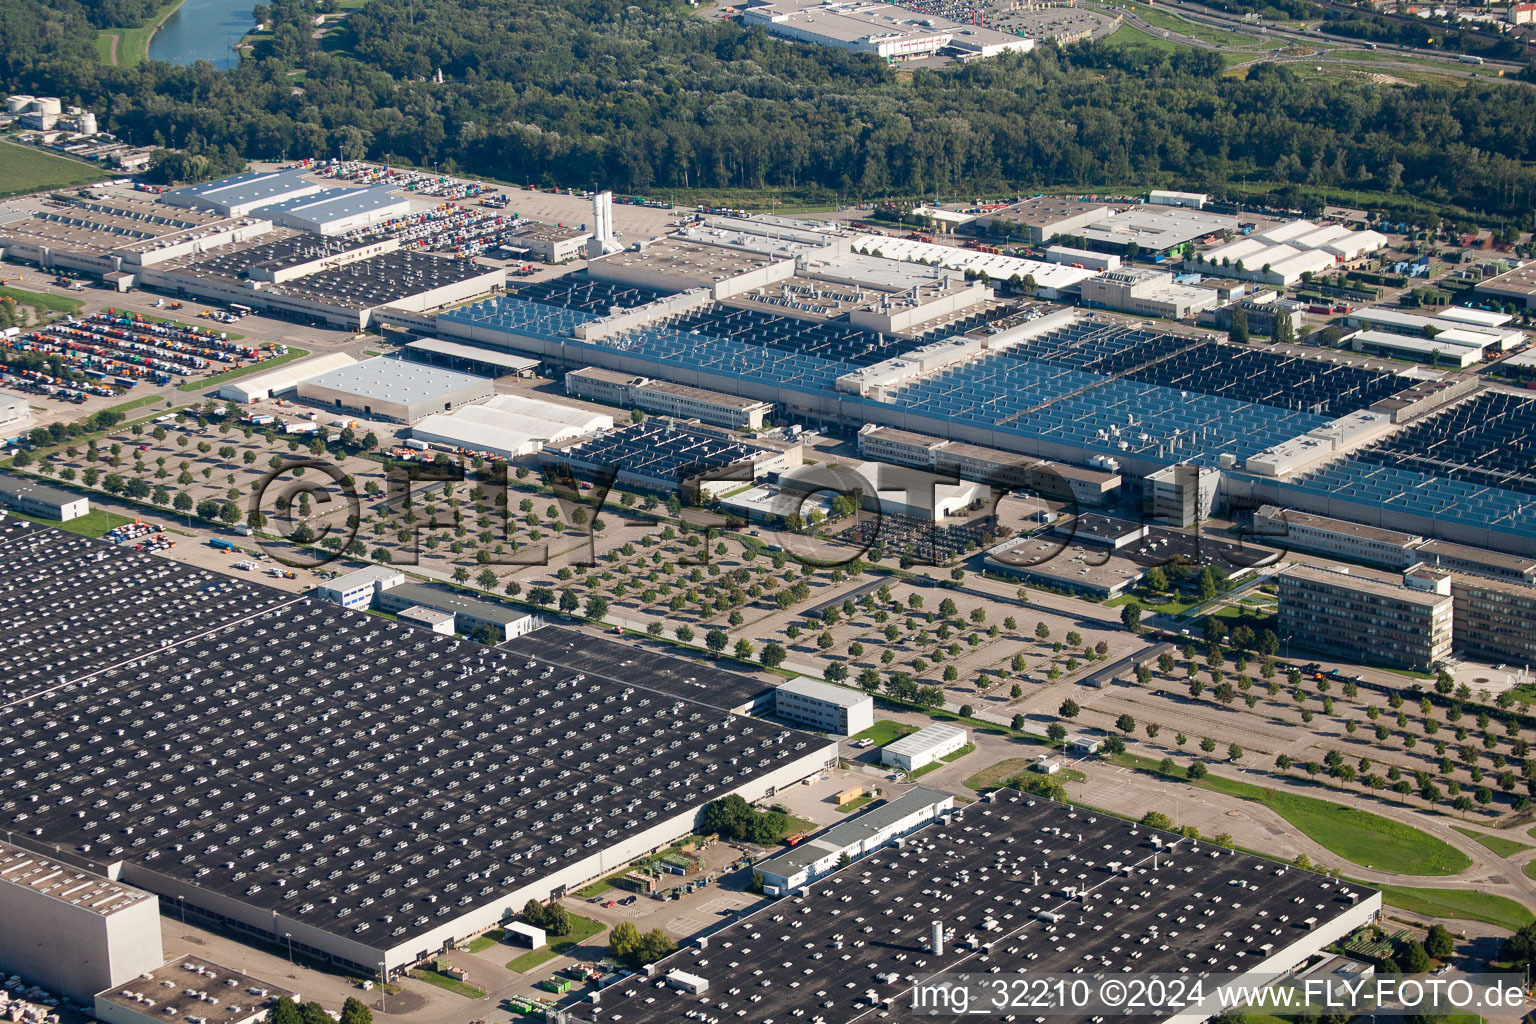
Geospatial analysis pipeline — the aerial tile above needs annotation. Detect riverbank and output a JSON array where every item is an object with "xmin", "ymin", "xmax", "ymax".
[{"xmin": 94, "ymin": 0, "xmax": 187, "ymax": 67}]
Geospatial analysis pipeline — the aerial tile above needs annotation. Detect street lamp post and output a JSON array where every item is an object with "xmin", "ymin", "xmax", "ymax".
[{"xmin": 285, "ymin": 932, "xmax": 293, "ymax": 966}]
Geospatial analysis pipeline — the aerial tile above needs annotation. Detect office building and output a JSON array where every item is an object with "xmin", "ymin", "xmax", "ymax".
[
  {"xmin": 1414, "ymin": 538, "xmax": 1536, "ymax": 586},
  {"xmin": 0, "ymin": 840, "xmax": 163, "ymax": 1002},
  {"xmin": 1407, "ymin": 568, "xmax": 1536, "ymax": 667},
  {"xmin": 1252, "ymin": 506, "xmax": 1423, "ymax": 569},
  {"xmin": 1080, "ymin": 267, "xmax": 1216, "ymax": 319},
  {"xmin": 754, "ymin": 787, "xmax": 954, "ymax": 893},
  {"xmin": 312, "ymin": 564, "xmax": 405, "ymax": 610},
  {"xmin": 1201, "ymin": 297, "xmax": 1303, "ymax": 338},
  {"xmin": 1143, "ymin": 463, "xmax": 1220, "ymax": 527},
  {"xmin": 513, "ymin": 224, "xmax": 593, "ymax": 263},
  {"xmin": 773, "ymin": 678, "xmax": 874, "ymax": 736},
  {"xmin": 881, "ymin": 722, "xmax": 969, "ymax": 772},
  {"xmin": 0, "ymin": 476, "xmax": 89, "ymax": 521},
  {"xmin": 1277, "ymin": 564, "xmax": 1453, "ymax": 670},
  {"xmin": 297, "ymin": 356, "xmax": 493, "ymax": 422}
]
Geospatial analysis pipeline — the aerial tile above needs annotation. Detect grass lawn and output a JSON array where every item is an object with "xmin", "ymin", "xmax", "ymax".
[
  {"xmin": 505, "ymin": 912, "xmax": 606, "ymax": 973},
  {"xmin": 408, "ymin": 968, "xmax": 486, "ymax": 999},
  {"xmin": 179, "ymin": 347, "xmax": 308, "ymax": 392},
  {"xmin": 1122, "ymin": 2, "xmax": 1259, "ymax": 45},
  {"xmin": 1105, "ymin": 592, "xmax": 1201, "ymax": 616},
  {"xmin": 1524, "ymin": 860, "xmax": 1536, "ymax": 881},
  {"xmin": 95, "ymin": 0, "xmax": 186, "ymax": 67},
  {"xmin": 1101, "ymin": 23, "xmax": 1188, "ymax": 52},
  {"xmin": 4, "ymin": 507, "xmax": 132, "ymax": 538},
  {"xmin": 848, "ymin": 719, "xmax": 917, "ymax": 747},
  {"xmin": 961, "ymin": 758, "xmax": 1093, "ymax": 790},
  {"xmin": 0, "ymin": 286, "xmax": 86, "ymax": 315},
  {"xmin": 106, "ymin": 395, "xmax": 167, "ymax": 417},
  {"xmin": 0, "ymin": 143, "xmax": 109, "ymax": 199},
  {"xmin": 941, "ymin": 742, "xmax": 975, "ymax": 763},
  {"xmin": 463, "ymin": 929, "xmax": 504, "ymax": 953},
  {"xmin": 837, "ymin": 794, "xmax": 875, "ymax": 813},
  {"xmin": 1195, "ymin": 774, "xmax": 1471, "ymax": 875},
  {"xmin": 574, "ymin": 869, "xmax": 632, "ymax": 899},
  {"xmin": 1452, "ymin": 826, "xmax": 1532, "ymax": 858},
  {"xmin": 1373, "ymin": 883, "xmax": 1534, "ymax": 931}
]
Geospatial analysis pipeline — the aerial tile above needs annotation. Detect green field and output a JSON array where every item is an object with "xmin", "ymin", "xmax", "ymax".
[
  {"xmin": 505, "ymin": 912, "xmax": 606, "ymax": 973},
  {"xmin": 1374, "ymin": 884, "xmax": 1534, "ymax": 931},
  {"xmin": 1452, "ymin": 826, "xmax": 1533, "ymax": 859},
  {"xmin": 0, "ymin": 143, "xmax": 109, "ymax": 198},
  {"xmin": 408, "ymin": 968, "xmax": 486, "ymax": 999},
  {"xmin": 837, "ymin": 794, "xmax": 875, "ymax": 813},
  {"xmin": 180, "ymin": 347, "xmax": 309, "ymax": 392},
  {"xmin": 849, "ymin": 719, "xmax": 917, "ymax": 747},
  {"xmin": 95, "ymin": 0, "xmax": 187, "ymax": 67},
  {"xmin": 4, "ymin": 507, "xmax": 132, "ymax": 538},
  {"xmin": 1102, "ymin": 23, "xmax": 1186, "ymax": 53},
  {"xmin": 0, "ymin": 286, "xmax": 87, "ymax": 315},
  {"xmin": 1120, "ymin": 3, "xmax": 1258, "ymax": 46},
  {"xmin": 1193, "ymin": 774, "xmax": 1471, "ymax": 876}
]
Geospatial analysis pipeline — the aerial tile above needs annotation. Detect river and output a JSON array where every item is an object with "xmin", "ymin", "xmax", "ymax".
[{"xmin": 147, "ymin": 0, "xmax": 257, "ymax": 69}]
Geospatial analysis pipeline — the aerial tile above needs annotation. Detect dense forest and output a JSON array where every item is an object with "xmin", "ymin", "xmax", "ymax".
[{"xmin": 4, "ymin": 0, "xmax": 1536, "ymax": 222}]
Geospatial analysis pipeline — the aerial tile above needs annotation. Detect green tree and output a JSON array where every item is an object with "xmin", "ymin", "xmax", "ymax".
[
  {"xmin": 610, "ymin": 921, "xmax": 641, "ymax": 959},
  {"xmin": 1228, "ymin": 304, "xmax": 1250, "ymax": 345}
]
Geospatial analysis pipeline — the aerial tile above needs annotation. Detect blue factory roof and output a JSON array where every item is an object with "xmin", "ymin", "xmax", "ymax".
[
  {"xmin": 165, "ymin": 167, "xmax": 319, "ymax": 209},
  {"xmin": 253, "ymin": 184, "xmax": 406, "ymax": 223}
]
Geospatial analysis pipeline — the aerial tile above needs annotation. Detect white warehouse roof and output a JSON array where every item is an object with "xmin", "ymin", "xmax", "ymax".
[
  {"xmin": 848, "ymin": 234, "xmax": 1095, "ymax": 293},
  {"xmin": 1436, "ymin": 306, "xmax": 1514, "ymax": 328},
  {"xmin": 481, "ymin": 393, "xmax": 613, "ymax": 432},
  {"xmin": 411, "ymin": 393, "xmax": 613, "ymax": 460},
  {"xmin": 218, "ymin": 351, "xmax": 357, "ymax": 402},
  {"xmin": 883, "ymin": 722, "xmax": 968, "ymax": 760}
]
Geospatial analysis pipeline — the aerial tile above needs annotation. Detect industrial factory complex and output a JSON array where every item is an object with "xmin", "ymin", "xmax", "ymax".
[
  {"xmin": 3, "ymin": 158, "xmax": 1535, "ymax": 1021},
  {"xmin": 0, "ymin": 506, "xmax": 1383, "ymax": 1017},
  {"xmin": 0, "ymin": 515, "xmax": 838, "ymax": 975},
  {"xmin": 577, "ymin": 794, "xmax": 1381, "ymax": 1024}
]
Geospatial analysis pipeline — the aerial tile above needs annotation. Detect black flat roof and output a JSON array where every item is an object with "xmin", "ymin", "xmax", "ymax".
[
  {"xmin": 0, "ymin": 516, "xmax": 293, "ymax": 705},
  {"xmin": 505, "ymin": 625, "xmax": 774, "ymax": 712},
  {"xmin": 582, "ymin": 792, "xmax": 1374, "ymax": 1024},
  {"xmin": 0, "ymin": 521, "xmax": 825, "ymax": 962}
]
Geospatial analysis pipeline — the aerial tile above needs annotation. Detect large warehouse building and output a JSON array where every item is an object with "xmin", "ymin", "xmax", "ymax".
[
  {"xmin": 253, "ymin": 184, "xmax": 409, "ymax": 234},
  {"xmin": 410, "ymin": 392, "xmax": 614, "ymax": 459},
  {"xmin": 296, "ymin": 355, "xmax": 493, "ymax": 421},
  {"xmin": 738, "ymin": 0, "xmax": 1035, "ymax": 61},
  {"xmin": 578, "ymin": 792, "xmax": 1381, "ymax": 1024},
  {"xmin": 0, "ymin": 840, "xmax": 164, "ymax": 1002},
  {"xmin": 0, "ymin": 516, "xmax": 835, "ymax": 975},
  {"xmin": 161, "ymin": 167, "xmax": 323, "ymax": 217}
]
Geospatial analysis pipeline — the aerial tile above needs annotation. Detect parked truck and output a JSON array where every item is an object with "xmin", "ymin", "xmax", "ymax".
[{"xmin": 208, "ymin": 538, "xmax": 237, "ymax": 551}]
